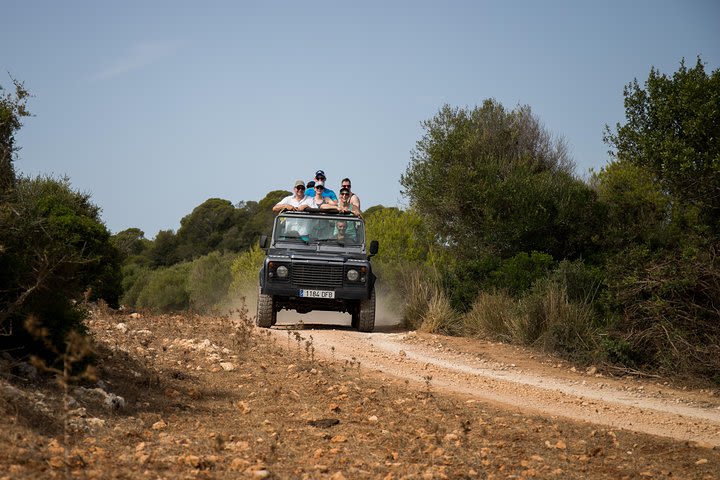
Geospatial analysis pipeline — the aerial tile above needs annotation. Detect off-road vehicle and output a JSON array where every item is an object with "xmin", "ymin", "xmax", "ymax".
[{"xmin": 256, "ymin": 210, "xmax": 379, "ymax": 331}]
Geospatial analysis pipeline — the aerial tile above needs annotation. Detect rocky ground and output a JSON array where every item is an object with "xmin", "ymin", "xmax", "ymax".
[{"xmin": 1, "ymin": 307, "xmax": 719, "ymax": 479}]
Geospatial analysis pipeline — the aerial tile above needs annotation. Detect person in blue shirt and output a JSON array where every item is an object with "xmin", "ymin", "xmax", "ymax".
[{"xmin": 305, "ymin": 169, "xmax": 337, "ymax": 202}]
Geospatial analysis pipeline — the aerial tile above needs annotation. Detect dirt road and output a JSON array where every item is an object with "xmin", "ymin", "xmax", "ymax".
[
  {"xmin": 3, "ymin": 309, "xmax": 719, "ymax": 479},
  {"xmin": 273, "ymin": 310, "xmax": 720, "ymax": 448}
]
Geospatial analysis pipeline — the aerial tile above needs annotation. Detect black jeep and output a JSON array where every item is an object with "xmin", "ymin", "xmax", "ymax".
[{"xmin": 256, "ymin": 210, "xmax": 379, "ymax": 331}]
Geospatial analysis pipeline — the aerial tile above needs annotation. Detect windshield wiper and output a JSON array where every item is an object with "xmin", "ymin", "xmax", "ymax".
[
  {"xmin": 278, "ymin": 235, "xmax": 309, "ymax": 245},
  {"xmin": 316, "ymin": 238, "xmax": 343, "ymax": 246}
]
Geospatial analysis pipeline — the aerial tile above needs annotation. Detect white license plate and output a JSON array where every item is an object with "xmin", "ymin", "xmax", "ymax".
[{"xmin": 299, "ymin": 289, "xmax": 335, "ymax": 299}]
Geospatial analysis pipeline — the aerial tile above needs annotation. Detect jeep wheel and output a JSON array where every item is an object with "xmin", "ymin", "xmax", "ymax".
[
  {"xmin": 256, "ymin": 287, "xmax": 277, "ymax": 328},
  {"xmin": 357, "ymin": 288, "xmax": 375, "ymax": 332}
]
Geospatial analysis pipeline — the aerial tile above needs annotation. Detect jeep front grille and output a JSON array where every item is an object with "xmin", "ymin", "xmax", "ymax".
[{"xmin": 291, "ymin": 264, "xmax": 344, "ymax": 288}]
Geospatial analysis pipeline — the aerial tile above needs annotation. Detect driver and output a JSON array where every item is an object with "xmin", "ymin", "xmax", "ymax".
[
  {"xmin": 336, "ymin": 221, "xmax": 347, "ymax": 242},
  {"xmin": 336, "ymin": 220, "xmax": 356, "ymax": 243}
]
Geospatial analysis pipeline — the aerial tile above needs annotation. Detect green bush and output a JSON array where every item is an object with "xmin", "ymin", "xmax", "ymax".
[
  {"xmin": 439, "ymin": 255, "xmax": 500, "ymax": 312},
  {"xmin": 0, "ymin": 175, "xmax": 121, "ymax": 353},
  {"xmin": 135, "ymin": 263, "xmax": 191, "ymax": 312},
  {"xmin": 601, "ymin": 240, "xmax": 720, "ymax": 377},
  {"xmin": 545, "ymin": 259, "xmax": 604, "ymax": 305},
  {"xmin": 120, "ymin": 264, "xmax": 151, "ymax": 308},
  {"xmin": 188, "ymin": 251, "xmax": 234, "ymax": 313},
  {"xmin": 488, "ymin": 251, "xmax": 555, "ymax": 296},
  {"xmin": 229, "ymin": 245, "xmax": 266, "ymax": 307}
]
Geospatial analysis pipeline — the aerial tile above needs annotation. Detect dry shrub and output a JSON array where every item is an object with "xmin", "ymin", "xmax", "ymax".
[
  {"xmin": 518, "ymin": 280, "xmax": 598, "ymax": 360},
  {"xmin": 461, "ymin": 290, "xmax": 516, "ymax": 341},
  {"xmin": 400, "ymin": 269, "xmax": 437, "ymax": 330},
  {"xmin": 606, "ymin": 243, "xmax": 720, "ymax": 379},
  {"xmin": 419, "ymin": 290, "xmax": 458, "ymax": 335}
]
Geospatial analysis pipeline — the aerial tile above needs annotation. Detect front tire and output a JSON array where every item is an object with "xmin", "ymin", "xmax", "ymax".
[
  {"xmin": 357, "ymin": 288, "xmax": 375, "ymax": 332},
  {"xmin": 256, "ymin": 287, "xmax": 277, "ymax": 328}
]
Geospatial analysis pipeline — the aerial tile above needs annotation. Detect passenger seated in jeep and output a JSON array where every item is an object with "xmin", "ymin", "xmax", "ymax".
[{"xmin": 335, "ymin": 220, "xmax": 357, "ymax": 243}]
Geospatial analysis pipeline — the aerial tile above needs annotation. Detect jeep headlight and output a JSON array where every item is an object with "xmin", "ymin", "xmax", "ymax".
[
  {"xmin": 346, "ymin": 269, "xmax": 359, "ymax": 281},
  {"xmin": 276, "ymin": 265, "xmax": 289, "ymax": 278}
]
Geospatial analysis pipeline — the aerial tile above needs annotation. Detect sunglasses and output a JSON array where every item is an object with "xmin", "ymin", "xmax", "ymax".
[
  {"xmin": 337, "ymin": 226, "xmax": 346, "ymax": 230},
  {"xmin": 340, "ymin": 193, "xmax": 349, "ymax": 196},
  {"xmin": 295, "ymin": 186, "xmax": 305, "ymax": 190},
  {"xmin": 342, "ymin": 184, "xmax": 351, "ymax": 188}
]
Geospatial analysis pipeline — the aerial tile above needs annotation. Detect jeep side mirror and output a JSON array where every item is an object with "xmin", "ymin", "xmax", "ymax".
[
  {"xmin": 369, "ymin": 240, "xmax": 379, "ymax": 257},
  {"xmin": 259, "ymin": 235, "xmax": 268, "ymax": 249}
]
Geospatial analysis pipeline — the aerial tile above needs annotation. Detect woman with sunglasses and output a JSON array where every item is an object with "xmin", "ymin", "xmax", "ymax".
[
  {"xmin": 337, "ymin": 186, "xmax": 361, "ymax": 216},
  {"xmin": 313, "ymin": 181, "xmax": 338, "ymax": 209}
]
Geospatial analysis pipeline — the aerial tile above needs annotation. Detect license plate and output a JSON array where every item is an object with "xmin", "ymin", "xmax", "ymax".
[{"xmin": 299, "ymin": 289, "xmax": 335, "ymax": 299}]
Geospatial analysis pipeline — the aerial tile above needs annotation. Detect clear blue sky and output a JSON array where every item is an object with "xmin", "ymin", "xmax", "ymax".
[{"xmin": 2, "ymin": 1, "xmax": 718, "ymax": 238}]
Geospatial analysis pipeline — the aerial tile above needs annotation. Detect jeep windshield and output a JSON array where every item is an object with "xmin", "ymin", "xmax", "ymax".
[{"xmin": 273, "ymin": 215, "xmax": 365, "ymax": 246}]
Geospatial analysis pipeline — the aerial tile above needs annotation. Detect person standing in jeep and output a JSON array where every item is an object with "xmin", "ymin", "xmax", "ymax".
[
  {"xmin": 340, "ymin": 178, "xmax": 361, "ymax": 212},
  {"xmin": 272, "ymin": 180, "xmax": 314, "ymax": 212},
  {"xmin": 305, "ymin": 170, "xmax": 337, "ymax": 202}
]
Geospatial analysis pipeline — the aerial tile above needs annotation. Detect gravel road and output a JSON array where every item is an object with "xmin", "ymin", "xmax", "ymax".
[{"xmin": 270, "ymin": 310, "xmax": 720, "ymax": 448}]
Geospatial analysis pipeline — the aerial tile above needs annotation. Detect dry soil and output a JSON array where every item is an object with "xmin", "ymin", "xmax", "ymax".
[{"xmin": 0, "ymin": 306, "xmax": 718, "ymax": 479}]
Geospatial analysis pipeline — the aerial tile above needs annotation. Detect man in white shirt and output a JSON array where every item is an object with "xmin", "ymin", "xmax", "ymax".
[{"xmin": 272, "ymin": 180, "xmax": 314, "ymax": 212}]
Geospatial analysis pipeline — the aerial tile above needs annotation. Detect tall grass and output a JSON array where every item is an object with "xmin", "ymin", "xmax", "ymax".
[
  {"xmin": 460, "ymin": 290, "xmax": 516, "ymax": 342},
  {"xmin": 458, "ymin": 279, "xmax": 600, "ymax": 363},
  {"xmin": 399, "ymin": 268, "xmax": 437, "ymax": 330},
  {"xmin": 419, "ymin": 290, "xmax": 459, "ymax": 335},
  {"xmin": 396, "ymin": 267, "xmax": 460, "ymax": 334},
  {"xmin": 519, "ymin": 279, "xmax": 599, "ymax": 359}
]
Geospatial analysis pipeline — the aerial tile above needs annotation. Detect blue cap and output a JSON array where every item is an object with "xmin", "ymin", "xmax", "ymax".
[{"xmin": 315, "ymin": 170, "xmax": 326, "ymax": 179}]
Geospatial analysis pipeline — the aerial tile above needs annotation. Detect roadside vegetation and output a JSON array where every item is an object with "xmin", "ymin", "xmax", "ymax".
[
  {"xmin": 396, "ymin": 58, "xmax": 720, "ymax": 382},
  {"xmin": 1, "ymin": 80, "xmax": 121, "ymax": 360},
  {"xmin": 2, "ymin": 57, "xmax": 718, "ymax": 384}
]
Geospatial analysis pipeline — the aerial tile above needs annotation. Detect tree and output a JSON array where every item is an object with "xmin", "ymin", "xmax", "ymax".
[
  {"xmin": 0, "ymin": 78, "xmax": 31, "ymax": 198},
  {"xmin": 401, "ymin": 100, "xmax": 599, "ymax": 260},
  {"xmin": 175, "ymin": 198, "xmax": 238, "ymax": 260},
  {"xmin": 591, "ymin": 160, "xmax": 689, "ymax": 252},
  {"xmin": 111, "ymin": 227, "xmax": 150, "ymax": 258},
  {"xmin": 149, "ymin": 229, "xmax": 179, "ymax": 267},
  {"xmin": 604, "ymin": 57, "xmax": 720, "ymax": 231},
  {"xmin": 238, "ymin": 190, "xmax": 290, "ymax": 246}
]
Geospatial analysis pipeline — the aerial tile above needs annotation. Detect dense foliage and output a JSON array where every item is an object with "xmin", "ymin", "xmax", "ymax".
[
  {"xmin": 592, "ymin": 58, "xmax": 720, "ymax": 379},
  {"xmin": 604, "ymin": 57, "xmax": 720, "ymax": 231},
  {"xmin": 401, "ymin": 101, "xmax": 600, "ymax": 260},
  {"xmin": 117, "ymin": 191, "xmax": 289, "ymax": 313},
  {"xmin": 395, "ymin": 59, "xmax": 720, "ymax": 381},
  {"xmin": 0, "ymin": 175, "xmax": 121, "ymax": 350}
]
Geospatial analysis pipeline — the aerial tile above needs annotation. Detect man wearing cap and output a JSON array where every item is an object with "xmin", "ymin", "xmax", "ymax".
[
  {"xmin": 305, "ymin": 169, "xmax": 337, "ymax": 203},
  {"xmin": 272, "ymin": 180, "xmax": 314, "ymax": 212}
]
